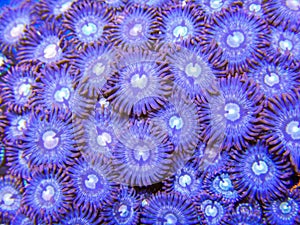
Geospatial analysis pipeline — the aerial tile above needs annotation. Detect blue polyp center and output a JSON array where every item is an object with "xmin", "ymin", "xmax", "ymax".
[
  {"xmin": 219, "ymin": 177, "xmax": 232, "ymax": 191},
  {"xmin": 173, "ymin": 25, "xmax": 188, "ymax": 38},
  {"xmin": 169, "ymin": 116, "xmax": 183, "ymax": 130},
  {"xmin": 10, "ymin": 23, "xmax": 25, "ymax": 38},
  {"xmin": 280, "ymin": 201, "xmax": 292, "ymax": 214},
  {"xmin": 129, "ymin": 23, "xmax": 143, "ymax": 37},
  {"xmin": 185, "ymin": 62, "xmax": 201, "ymax": 78},
  {"xmin": 118, "ymin": 204, "xmax": 130, "ymax": 218},
  {"xmin": 286, "ymin": 121, "xmax": 300, "ymax": 140},
  {"xmin": 82, "ymin": 22, "xmax": 97, "ymax": 36},
  {"xmin": 2, "ymin": 192, "xmax": 15, "ymax": 206},
  {"xmin": 84, "ymin": 174, "xmax": 99, "ymax": 189},
  {"xmin": 42, "ymin": 130, "xmax": 60, "ymax": 149},
  {"xmin": 92, "ymin": 62, "xmax": 105, "ymax": 76},
  {"xmin": 210, "ymin": 0, "xmax": 223, "ymax": 9},
  {"xmin": 286, "ymin": 0, "xmax": 300, "ymax": 11},
  {"xmin": 249, "ymin": 3, "xmax": 261, "ymax": 12},
  {"xmin": 54, "ymin": 87, "xmax": 70, "ymax": 102},
  {"xmin": 42, "ymin": 185, "xmax": 55, "ymax": 201},
  {"xmin": 252, "ymin": 160, "xmax": 268, "ymax": 175},
  {"xmin": 97, "ymin": 132, "xmax": 112, "ymax": 146},
  {"xmin": 18, "ymin": 82, "xmax": 31, "ymax": 97},
  {"xmin": 43, "ymin": 43, "xmax": 59, "ymax": 59},
  {"xmin": 134, "ymin": 145, "xmax": 150, "ymax": 162},
  {"xmin": 224, "ymin": 103, "xmax": 240, "ymax": 122},
  {"xmin": 205, "ymin": 204, "xmax": 218, "ymax": 217},
  {"xmin": 279, "ymin": 39, "xmax": 293, "ymax": 51},
  {"xmin": 131, "ymin": 73, "xmax": 148, "ymax": 89},
  {"xmin": 179, "ymin": 174, "xmax": 192, "ymax": 187},
  {"xmin": 264, "ymin": 72, "xmax": 280, "ymax": 87},
  {"xmin": 164, "ymin": 213, "xmax": 178, "ymax": 225},
  {"xmin": 226, "ymin": 31, "xmax": 245, "ymax": 48}
]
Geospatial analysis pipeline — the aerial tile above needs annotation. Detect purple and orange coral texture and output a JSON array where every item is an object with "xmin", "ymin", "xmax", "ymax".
[{"xmin": 0, "ymin": 0, "xmax": 300, "ymax": 224}]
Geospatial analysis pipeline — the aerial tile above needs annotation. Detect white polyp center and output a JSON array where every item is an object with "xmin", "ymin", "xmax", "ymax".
[
  {"xmin": 227, "ymin": 31, "xmax": 245, "ymax": 48},
  {"xmin": 169, "ymin": 116, "xmax": 184, "ymax": 130},
  {"xmin": 59, "ymin": 1, "xmax": 73, "ymax": 13},
  {"xmin": 0, "ymin": 55, "xmax": 4, "ymax": 66},
  {"xmin": 42, "ymin": 130, "xmax": 59, "ymax": 149},
  {"xmin": 173, "ymin": 25, "xmax": 188, "ymax": 38},
  {"xmin": 286, "ymin": 121, "xmax": 300, "ymax": 140},
  {"xmin": 142, "ymin": 199, "xmax": 149, "ymax": 207},
  {"xmin": 219, "ymin": 178, "xmax": 231, "ymax": 191},
  {"xmin": 280, "ymin": 202, "xmax": 292, "ymax": 214},
  {"xmin": 17, "ymin": 119, "xmax": 26, "ymax": 131},
  {"xmin": 18, "ymin": 83, "xmax": 31, "ymax": 96},
  {"xmin": 205, "ymin": 204, "xmax": 218, "ymax": 217},
  {"xmin": 131, "ymin": 74, "xmax": 148, "ymax": 89},
  {"xmin": 164, "ymin": 213, "xmax": 177, "ymax": 225},
  {"xmin": 279, "ymin": 39, "xmax": 293, "ymax": 51},
  {"xmin": 99, "ymin": 98, "xmax": 109, "ymax": 108},
  {"xmin": 249, "ymin": 3, "xmax": 261, "ymax": 12},
  {"xmin": 224, "ymin": 103, "xmax": 240, "ymax": 122},
  {"xmin": 42, "ymin": 186, "xmax": 55, "ymax": 201},
  {"xmin": 129, "ymin": 23, "xmax": 143, "ymax": 36},
  {"xmin": 118, "ymin": 204, "xmax": 129, "ymax": 217},
  {"xmin": 286, "ymin": 0, "xmax": 300, "ymax": 10},
  {"xmin": 3, "ymin": 193, "xmax": 14, "ymax": 206},
  {"xmin": 43, "ymin": 44, "xmax": 58, "ymax": 59},
  {"xmin": 97, "ymin": 132, "xmax": 112, "ymax": 146},
  {"xmin": 85, "ymin": 174, "xmax": 99, "ymax": 189},
  {"xmin": 264, "ymin": 72, "xmax": 280, "ymax": 87},
  {"xmin": 185, "ymin": 62, "xmax": 202, "ymax": 78},
  {"xmin": 179, "ymin": 174, "xmax": 192, "ymax": 187},
  {"xmin": 54, "ymin": 87, "xmax": 70, "ymax": 102},
  {"xmin": 210, "ymin": 0, "xmax": 223, "ymax": 9},
  {"xmin": 252, "ymin": 160, "xmax": 268, "ymax": 175},
  {"xmin": 92, "ymin": 62, "xmax": 105, "ymax": 76},
  {"xmin": 134, "ymin": 145, "xmax": 150, "ymax": 162},
  {"xmin": 82, "ymin": 22, "xmax": 97, "ymax": 36},
  {"xmin": 10, "ymin": 23, "xmax": 25, "ymax": 38}
]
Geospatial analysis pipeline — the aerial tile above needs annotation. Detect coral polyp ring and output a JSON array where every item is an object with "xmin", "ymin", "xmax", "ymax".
[
  {"xmin": 110, "ymin": 6, "xmax": 157, "ymax": 49},
  {"xmin": 21, "ymin": 110, "xmax": 81, "ymax": 168},
  {"xmin": 0, "ymin": 176, "xmax": 23, "ymax": 223},
  {"xmin": 113, "ymin": 121, "xmax": 175, "ymax": 187},
  {"xmin": 149, "ymin": 91, "xmax": 202, "ymax": 159},
  {"xmin": 63, "ymin": 1, "xmax": 113, "ymax": 48},
  {"xmin": 260, "ymin": 89, "xmax": 300, "ymax": 171},
  {"xmin": 205, "ymin": 9, "xmax": 270, "ymax": 73},
  {"xmin": 263, "ymin": 189, "xmax": 300, "ymax": 225},
  {"xmin": 263, "ymin": 0, "xmax": 300, "ymax": 27},
  {"xmin": 141, "ymin": 192, "xmax": 199, "ymax": 224},
  {"xmin": 246, "ymin": 56, "xmax": 300, "ymax": 100},
  {"xmin": 0, "ymin": 4, "xmax": 32, "ymax": 54},
  {"xmin": 68, "ymin": 157, "xmax": 117, "ymax": 212},
  {"xmin": 104, "ymin": 49, "xmax": 173, "ymax": 116},
  {"xmin": 166, "ymin": 41, "xmax": 225, "ymax": 99},
  {"xmin": 22, "ymin": 168, "xmax": 74, "ymax": 224},
  {"xmin": 157, "ymin": 4, "xmax": 205, "ymax": 43},
  {"xmin": 70, "ymin": 44, "xmax": 117, "ymax": 98},
  {"xmin": 33, "ymin": 0, "xmax": 77, "ymax": 23},
  {"xmin": 229, "ymin": 142, "xmax": 292, "ymax": 200},
  {"xmin": 0, "ymin": 66, "xmax": 39, "ymax": 113},
  {"xmin": 17, "ymin": 22, "xmax": 67, "ymax": 67}
]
